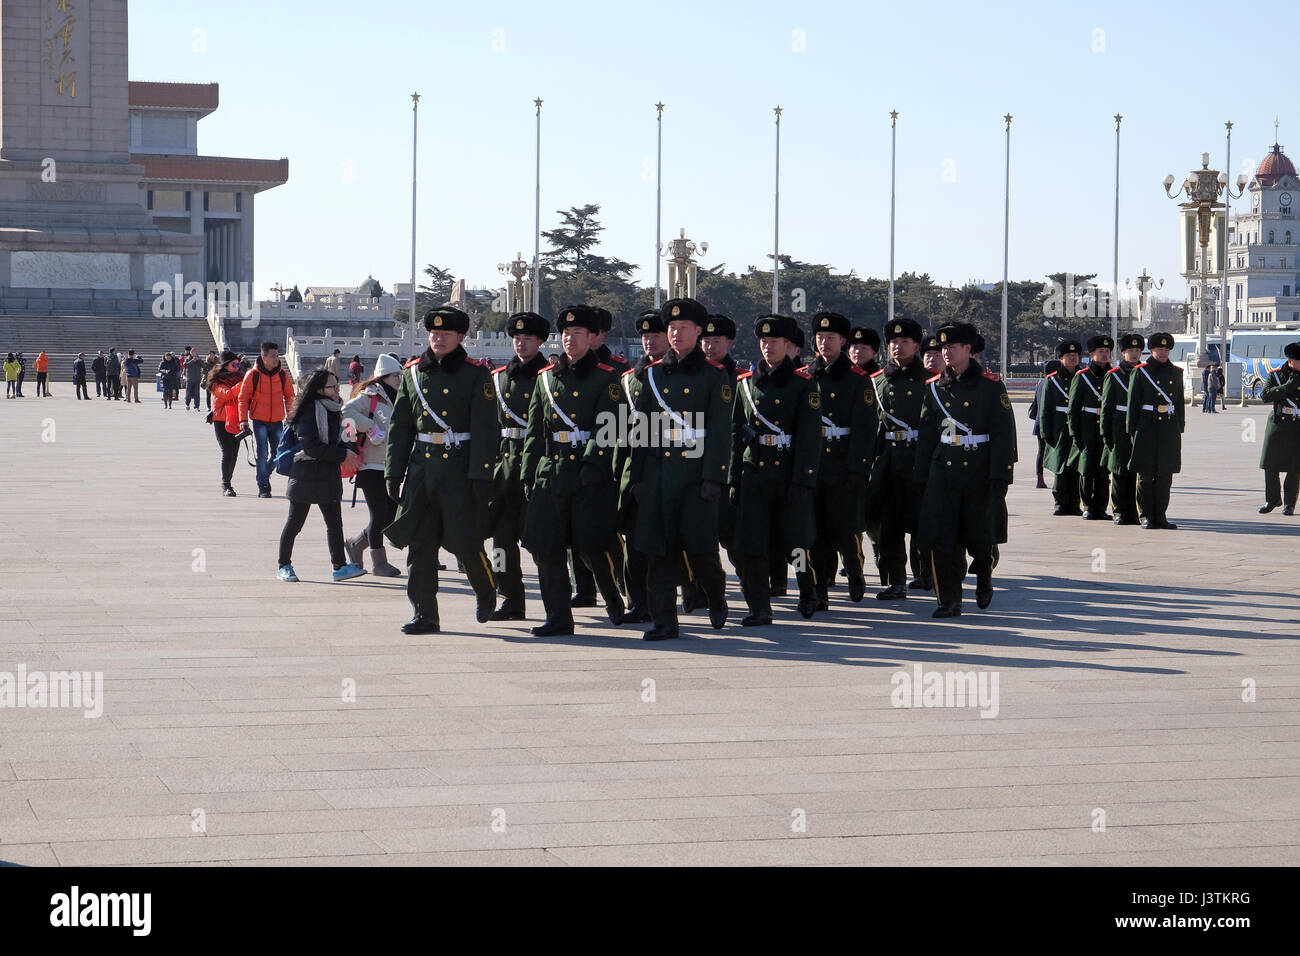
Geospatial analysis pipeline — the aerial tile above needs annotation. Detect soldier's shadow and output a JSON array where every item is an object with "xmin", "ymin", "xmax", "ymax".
[{"xmin": 469, "ymin": 572, "xmax": 1285, "ymax": 676}]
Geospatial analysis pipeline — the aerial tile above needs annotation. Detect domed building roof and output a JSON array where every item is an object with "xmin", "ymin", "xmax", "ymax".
[
  {"xmin": 355, "ymin": 275, "xmax": 383, "ymax": 297},
  {"xmin": 1256, "ymin": 144, "xmax": 1296, "ymax": 187}
]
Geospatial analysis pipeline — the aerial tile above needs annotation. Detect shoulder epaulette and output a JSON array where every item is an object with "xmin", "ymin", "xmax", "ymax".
[
  {"xmin": 850, "ymin": 365, "xmax": 866, "ymax": 376},
  {"xmin": 492, "ymin": 365, "xmax": 508, "ymax": 375},
  {"xmin": 596, "ymin": 363, "xmax": 614, "ymax": 372},
  {"xmin": 737, "ymin": 369, "xmax": 754, "ymax": 380},
  {"xmin": 540, "ymin": 362, "xmax": 555, "ymax": 372},
  {"xmin": 869, "ymin": 368, "xmax": 885, "ymax": 378},
  {"xmin": 705, "ymin": 358, "xmax": 723, "ymax": 369},
  {"xmin": 797, "ymin": 364, "xmax": 813, "ymax": 375},
  {"xmin": 1135, "ymin": 363, "xmax": 1147, "ymax": 369},
  {"xmin": 926, "ymin": 373, "xmax": 942, "ymax": 384},
  {"xmin": 982, "ymin": 370, "xmax": 1001, "ymax": 381},
  {"xmin": 647, "ymin": 359, "xmax": 664, "ymax": 368},
  {"xmin": 1105, "ymin": 366, "xmax": 1120, "ymax": 375},
  {"xmin": 620, "ymin": 365, "xmax": 636, "ymax": 377},
  {"xmin": 403, "ymin": 358, "xmax": 419, "ymax": 368},
  {"xmin": 794, "ymin": 367, "xmax": 813, "ymax": 380},
  {"xmin": 609, "ymin": 354, "xmax": 628, "ymax": 364},
  {"xmin": 464, "ymin": 356, "xmax": 484, "ymax": 367},
  {"xmin": 1170, "ymin": 363, "xmax": 1182, "ymax": 372},
  {"xmin": 1046, "ymin": 370, "xmax": 1058, "ymax": 378}
]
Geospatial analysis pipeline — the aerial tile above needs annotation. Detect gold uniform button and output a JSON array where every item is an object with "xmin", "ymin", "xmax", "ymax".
[
  {"xmin": 569, "ymin": 454, "xmax": 576, "ymax": 460},
  {"xmin": 683, "ymin": 387, "xmax": 690, "ymax": 394},
  {"xmin": 775, "ymin": 399, "xmax": 781, "ymax": 405},
  {"xmin": 441, "ymin": 410, "xmax": 448, "ymax": 416},
  {"xmin": 946, "ymin": 461, "xmax": 952, "ymax": 466},
  {"xmin": 443, "ymin": 388, "xmax": 449, "ymax": 394},
  {"xmin": 963, "ymin": 401, "xmax": 969, "ymax": 407},
  {"xmin": 664, "ymin": 451, "xmax": 670, "ymax": 458},
  {"xmin": 442, "ymin": 453, "xmax": 448, "ymax": 459},
  {"xmin": 830, "ymin": 392, "xmax": 836, "ymax": 398},
  {"xmin": 424, "ymin": 451, "xmax": 431, "ymax": 458},
  {"xmin": 572, "ymin": 391, "xmax": 578, "ymax": 397}
]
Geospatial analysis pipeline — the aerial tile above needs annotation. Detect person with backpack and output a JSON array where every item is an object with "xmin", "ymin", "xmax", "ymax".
[
  {"xmin": 341, "ymin": 354, "xmax": 404, "ymax": 577},
  {"xmin": 277, "ymin": 367, "xmax": 365, "ymax": 583},
  {"xmin": 122, "ymin": 350, "xmax": 143, "ymax": 403},
  {"xmin": 238, "ymin": 341, "xmax": 296, "ymax": 498},
  {"xmin": 208, "ymin": 351, "xmax": 246, "ymax": 496}
]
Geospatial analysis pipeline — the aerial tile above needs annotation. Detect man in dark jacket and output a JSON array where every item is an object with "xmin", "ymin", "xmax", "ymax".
[
  {"xmin": 105, "ymin": 349, "xmax": 122, "ymax": 400},
  {"xmin": 1126, "ymin": 332, "xmax": 1186, "ymax": 529},
  {"xmin": 72, "ymin": 353, "xmax": 89, "ymax": 400},
  {"xmin": 91, "ymin": 351, "xmax": 107, "ymax": 397},
  {"xmin": 183, "ymin": 347, "xmax": 205, "ymax": 410}
]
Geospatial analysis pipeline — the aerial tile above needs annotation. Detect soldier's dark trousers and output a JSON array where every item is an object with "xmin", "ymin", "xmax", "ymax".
[
  {"xmin": 910, "ymin": 540, "xmax": 933, "ymax": 587},
  {"xmin": 1136, "ymin": 473, "xmax": 1174, "ymax": 522},
  {"xmin": 1080, "ymin": 464, "xmax": 1110, "ymax": 515},
  {"xmin": 625, "ymin": 541, "xmax": 648, "ymax": 610},
  {"xmin": 1110, "ymin": 472, "xmax": 1139, "ymax": 519},
  {"xmin": 570, "ymin": 548, "xmax": 596, "ymax": 599},
  {"xmin": 1052, "ymin": 469, "xmax": 1081, "ymax": 513},
  {"xmin": 739, "ymin": 554, "xmax": 775, "ymax": 618},
  {"xmin": 649, "ymin": 550, "xmax": 724, "ymax": 634},
  {"xmin": 491, "ymin": 484, "xmax": 527, "ymax": 610},
  {"xmin": 932, "ymin": 548, "xmax": 992, "ymax": 609},
  {"xmin": 812, "ymin": 485, "xmax": 865, "ymax": 600},
  {"xmin": 879, "ymin": 481, "xmax": 922, "ymax": 588},
  {"xmin": 1264, "ymin": 470, "xmax": 1300, "ymax": 508},
  {"xmin": 538, "ymin": 548, "xmax": 623, "ymax": 625},
  {"xmin": 406, "ymin": 504, "xmax": 495, "ymax": 623}
]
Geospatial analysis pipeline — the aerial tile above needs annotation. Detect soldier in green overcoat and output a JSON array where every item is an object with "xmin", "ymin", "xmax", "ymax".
[
  {"xmin": 628, "ymin": 297, "xmax": 733, "ymax": 639},
  {"xmin": 1038, "ymin": 340, "xmax": 1083, "ymax": 516},
  {"xmin": 486, "ymin": 311, "xmax": 550, "ymax": 620},
  {"xmin": 914, "ymin": 322, "xmax": 1017, "ymax": 618},
  {"xmin": 519, "ymin": 306, "xmax": 628, "ymax": 636},
  {"xmin": 1100, "ymin": 332, "xmax": 1144, "ymax": 524},
  {"xmin": 1067, "ymin": 334, "xmax": 1114, "ymax": 520},
  {"xmin": 384, "ymin": 306, "xmax": 501, "ymax": 635},
  {"xmin": 1125, "ymin": 331, "xmax": 1186, "ymax": 529},
  {"xmin": 731, "ymin": 314, "xmax": 822, "ymax": 624},
  {"xmin": 1258, "ymin": 342, "xmax": 1300, "ymax": 514},
  {"xmin": 803, "ymin": 310, "xmax": 876, "ymax": 607}
]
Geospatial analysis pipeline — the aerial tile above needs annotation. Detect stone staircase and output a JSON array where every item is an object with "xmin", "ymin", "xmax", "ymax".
[{"xmin": 0, "ymin": 314, "xmax": 217, "ymax": 383}]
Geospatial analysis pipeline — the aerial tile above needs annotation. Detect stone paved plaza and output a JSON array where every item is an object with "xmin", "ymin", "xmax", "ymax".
[{"xmin": 1, "ymin": 388, "xmax": 1298, "ymax": 866}]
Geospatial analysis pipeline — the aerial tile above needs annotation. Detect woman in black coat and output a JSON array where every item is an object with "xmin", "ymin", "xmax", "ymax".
[{"xmin": 277, "ymin": 366, "xmax": 365, "ymax": 582}]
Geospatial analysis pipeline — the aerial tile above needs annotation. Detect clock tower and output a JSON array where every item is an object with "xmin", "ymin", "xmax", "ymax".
[{"xmin": 1221, "ymin": 141, "xmax": 1300, "ymax": 330}]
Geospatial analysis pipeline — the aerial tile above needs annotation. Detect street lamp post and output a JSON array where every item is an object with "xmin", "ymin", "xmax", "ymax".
[
  {"xmin": 663, "ymin": 228, "xmax": 708, "ymax": 300},
  {"xmin": 1125, "ymin": 269, "xmax": 1163, "ymax": 327},
  {"xmin": 497, "ymin": 252, "xmax": 530, "ymax": 314},
  {"xmin": 1163, "ymin": 154, "xmax": 1247, "ymax": 379}
]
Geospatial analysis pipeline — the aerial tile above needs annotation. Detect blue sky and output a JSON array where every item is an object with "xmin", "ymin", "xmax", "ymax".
[{"xmin": 130, "ymin": 0, "xmax": 1296, "ymax": 305}]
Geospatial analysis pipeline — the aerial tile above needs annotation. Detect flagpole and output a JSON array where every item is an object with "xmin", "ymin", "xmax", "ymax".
[
  {"xmin": 655, "ymin": 102, "xmax": 664, "ymax": 308},
  {"xmin": 1222, "ymin": 121, "xmax": 1233, "ymax": 369},
  {"xmin": 1001, "ymin": 113, "xmax": 1011, "ymax": 377},
  {"xmin": 889, "ymin": 110, "xmax": 898, "ymax": 324},
  {"xmin": 1112, "ymin": 114, "xmax": 1121, "ymax": 346},
  {"xmin": 773, "ymin": 106, "xmax": 782, "ymax": 313},
  {"xmin": 408, "ymin": 92, "xmax": 419, "ymax": 354},
  {"xmin": 532, "ymin": 98, "xmax": 543, "ymax": 313}
]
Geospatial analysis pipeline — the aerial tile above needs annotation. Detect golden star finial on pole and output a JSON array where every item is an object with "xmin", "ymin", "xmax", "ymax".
[
  {"xmin": 890, "ymin": 109, "xmax": 899, "ymax": 126},
  {"xmin": 534, "ymin": 97, "xmax": 543, "ymax": 114},
  {"xmin": 1114, "ymin": 113, "xmax": 1122, "ymax": 129},
  {"xmin": 411, "ymin": 91, "xmax": 419, "ymax": 107},
  {"xmin": 656, "ymin": 101, "xmax": 664, "ymax": 117},
  {"xmin": 1004, "ymin": 113, "xmax": 1013, "ymax": 129},
  {"xmin": 774, "ymin": 105, "xmax": 783, "ymax": 120}
]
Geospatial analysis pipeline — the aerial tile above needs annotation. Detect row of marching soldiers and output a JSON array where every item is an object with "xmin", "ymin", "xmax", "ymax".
[{"xmin": 382, "ymin": 298, "xmax": 1017, "ymax": 637}]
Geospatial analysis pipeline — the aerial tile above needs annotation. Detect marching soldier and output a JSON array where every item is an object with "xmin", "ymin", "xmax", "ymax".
[
  {"xmin": 628, "ymin": 297, "xmax": 732, "ymax": 639},
  {"xmin": 907, "ymin": 332, "xmax": 945, "ymax": 591},
  {"xmin": 1039, "ymin": 340, "xmax": 1084, "ymax": 516},
  {"xmin": 385, "ymin": 306, "xmax": 501, "ymax": 634},
  {"xmin": 849, "ymin": 327, "xmax": 882, "ymax": 375},
  {"xmin": 914, "ymin": 323, "xmax": 1016, "ymax": 618},
  {"xmin": 1125, "ymin": 331, "xmax": 1186, "ymax": 530},
  {"xmin": 1067, "ymin": 334, "xmax": 1114, "ymax": 520},
  {"xmin": 616, "ymin": 309, "xmax": 670, "ymax": 622},
  {"xmin": 1100, "ymin": 332, "xmax": 1144, "ymax": 525},
  {"xmin": 700, "ymin": 315, "xmax": 743, "ymax": 579},
  {"xmin": 1258, "ymin": 341, "xmax": 1300, "ymax": 515},
  {"xmin": 867, "ymin": 318, "xmax": 928, "ymax": 600},
  {"xmin": 769, "ymin": 320, "xmax": 809, "ymax": 597},
  {"xmin": 520, "ymin": 306, "xmax": 628, "ymax": 635},
  {"xmin": 732, "ymin": 315, "xmax": 822, "ymax": 624},
  {"xmin": 803, "ymin": 310, "xmax": 876, "ymax": 606},
  {"xmin": 486, "ymin": 311, "xmax": 550, "ymax": 620}
]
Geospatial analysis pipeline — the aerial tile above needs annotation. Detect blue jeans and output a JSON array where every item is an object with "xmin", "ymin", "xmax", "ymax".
[{"xmin": 252, "ymin": 419, "xmax": 283, "ymax": 489}]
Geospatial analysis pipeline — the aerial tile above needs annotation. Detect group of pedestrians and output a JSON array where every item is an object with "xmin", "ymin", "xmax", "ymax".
[{"xmin": 1201, "ymin": 363, "xmax": 1227, "ymax": 413}]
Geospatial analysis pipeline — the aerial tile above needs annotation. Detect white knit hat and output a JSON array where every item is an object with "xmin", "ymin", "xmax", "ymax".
[{"xmin": 373, "ymin": 353, "xmax": 403, "ymax": 378}]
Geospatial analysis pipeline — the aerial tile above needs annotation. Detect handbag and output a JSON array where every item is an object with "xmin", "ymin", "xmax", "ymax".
[{"xmin": 340, "ymin": 393, "xmax": 379, "ymax": 480}]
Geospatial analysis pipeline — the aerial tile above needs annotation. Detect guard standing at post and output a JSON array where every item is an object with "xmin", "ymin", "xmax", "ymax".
[
  {"xmin": 914, "ymin": 323, "xmax": 1016, "ymax": 618},
  {"xmin": 628, "ymin": 297, "xmax": 732, "ymax": 639},
  {"xmin": 384, "ymin": 306, "xmax": 501, "ymax": 634},
  {"xmin": 1125, "ymin": 331, "xmax": 1186, "ymax": 530},
  {"xmin": 486, "ymin": 311, "xmax": 550, "ymax": 620},
  {"xmin": 802, "ymin": 310, "xmax": 876, "ymax": 606},
  {"xmin": 732, "ymin": 315, "xmax": 822, "ymax": 624},
  {"xmin": 1101, "ymin": 332, "xmax": 1145, "ymax": 524},
  {"xmin": 866, "ymin": 318, "xmax": 928, "ymax": 600},
  {"xmin": 1259, "ymin": 342, "xmax": 1300, "ymax": 514},
  {"xmin": 1068, "ymin": 334, "xmax": 1114, "ymax": 520},
  {"xmin": 616, "ymin": 309, "xmax": 670, "ymax": 623},
  {"xmin": 520, "ymin": 305, "xmax": 627, "ymax": 635},
  {"xmin": 1039, "ymin": 340, "xmax": 1084, "ymax": 516}
]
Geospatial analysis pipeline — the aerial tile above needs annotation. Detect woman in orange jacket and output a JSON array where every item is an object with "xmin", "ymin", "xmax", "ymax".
[
  {"xmin": 34, "ymin": 351, "xmax": 49, "ymax": 397},
  {"xmin": 208, "ymin": 350, "xmax": 247, "ymax": 496}
]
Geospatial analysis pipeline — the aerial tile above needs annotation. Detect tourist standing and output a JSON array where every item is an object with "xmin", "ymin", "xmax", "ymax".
[
  {"xmin": 5, "ymin": 353, "xmax": 19, "ymax": 398},
  {"xmin": 72, "ymin": 353, "xmax": 89, "ymax": 400},
  {"xmin": 34, "ymin": 351, "xmax": 49, "ymax": 396},
  {"xmin": 158, "ymin": 352, "xmax": 181, "ymax": 409},
  {"xmin": 92, "ymin": 351, "xmax": 107, "ymax": 397},
  {"xmin": 208, "ymin": 351, "xmax": 245, "ymax": 496},
  {"xmin": 105, "ymin": 349, "xmax": 122, "ymax": 400},
  {"xmin": 1258, "ymin": 342, "xmax": 1300, "ymax": 515},
  {"xmin": 184, "ymin": 348, "xmax": 204, "ymax": 410},
  {"xmin": 325, "ymin": 349, "xmax": 341, "ymax": 379},
  {"xmin": 238, "ymin": 341, "xmax": 296, "ymax": 499},
  {"xmin": 122, "ymin": 350, "xmax": 142, "ymax": 403},
  {"xmin": 14, "ymin": 353, "xmax": 26, "ymax": 396},
  {"xmin": 277, "ymin": 367, "xmax": 365, "ymax": 583},
  {"xmin": 341, "ymin": 354, "xmax": 404, "ymax": 577}
]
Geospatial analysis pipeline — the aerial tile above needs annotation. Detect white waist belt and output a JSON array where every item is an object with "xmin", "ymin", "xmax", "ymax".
[
  {"xmin": 500, "ymin": 427, "xmax": 525, "ymax": 439},
  {"xmin": 1115, "ymin": 405, "xmax": 1128, "ymax": 412},
  {"xmin": 1282, "ymin": 407, "xmax": 1300, "ymax": 417},
  {"xmin": 550, "ymin": 429, "xmax": 591, "ymax": 444},
  {"xmin": 1055, "ymin": 405, "xmax": 1069, "ymax": 412},
  {"xmin": 1141, "ymin": 404, "xmax": 1173, "ymax": 413},
  {"xmin": 417, "ymin": 431, "xmax": 471, "ymax": 445},
  {"xmin": 822, "ymin": 425, "xmax": 851, "ymax": 439},
  {"xmin": 661, "ymin": 427, "xmax": 705, "ymax": 441},
  {"xmin": 884, "ymin": 429, "xmax": 918, "ymax": 442},
  {"xmin": 1082, "ymin": 406, "xmax": 1099, "ymax": 414},
  {"xmin": 755, "ymin": 433, "xmax": 792, "ymax": 448},
  {"xmin": 940, "ymin": 433, "xmax": 990, "ymax": 448}
]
